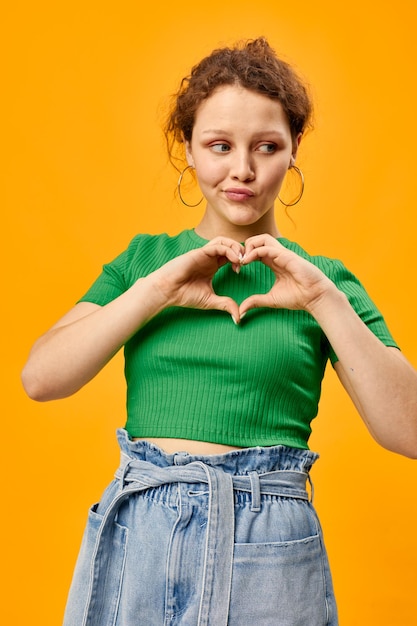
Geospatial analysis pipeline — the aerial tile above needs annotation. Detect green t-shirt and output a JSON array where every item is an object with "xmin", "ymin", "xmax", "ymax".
[{"xmin": 78, "ymin": 229, "xmax": 398, "ymax": 449}]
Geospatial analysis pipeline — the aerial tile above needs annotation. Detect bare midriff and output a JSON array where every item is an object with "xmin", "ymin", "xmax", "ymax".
[{"xmin": 132, "ymin": 437, "xmax": 244, "ymax": 455}]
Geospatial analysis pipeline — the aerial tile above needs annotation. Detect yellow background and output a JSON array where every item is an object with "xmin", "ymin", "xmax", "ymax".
[{"xmin": 3, "ymin": 1, "xmax": 416, "ymax": 623}]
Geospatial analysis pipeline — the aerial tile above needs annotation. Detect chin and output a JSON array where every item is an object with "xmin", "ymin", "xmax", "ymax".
[{"xmin": 230, "ymin": 213, "xmax": 266, "ymax": 228}]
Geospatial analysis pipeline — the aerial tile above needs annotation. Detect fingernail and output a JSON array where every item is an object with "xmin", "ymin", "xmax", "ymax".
[
  {"xmin": 240, "ymin": 312, "xmax": 247, "ymax": 320},
  {"xmin": 234, "ymin": 265, "xmax": 241, "ymax": 274},
  {"xmin": 231, "ymin": 315, "xmax": 238, "ymax": 325}
]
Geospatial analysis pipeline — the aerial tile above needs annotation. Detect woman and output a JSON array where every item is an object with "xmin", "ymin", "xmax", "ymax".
[{"xmin": 22, "ymin": 38, "xmax": 417, "ymax": 625}]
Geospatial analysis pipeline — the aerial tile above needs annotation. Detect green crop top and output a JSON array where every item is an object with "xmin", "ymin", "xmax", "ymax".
[{"xmin": 78, "ymin": 229, "xmax": 399, "ymax": 449}]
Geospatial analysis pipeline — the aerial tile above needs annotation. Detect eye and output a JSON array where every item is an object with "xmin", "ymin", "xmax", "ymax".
[
  {"xmin": 211, "ymin": 143, "xmax": 231, "ymax": 153},
  {"xmin": 258, "ymin": 143, "xmax": 277, "ymax": 154}
]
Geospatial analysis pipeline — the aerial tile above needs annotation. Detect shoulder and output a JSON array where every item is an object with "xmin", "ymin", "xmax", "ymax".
[
  {"xmin": 113, "ymin": 230, "xmax": 199, "ymax": 281},
  {"xmin": 124, "ymin": 229, "xmax": 198, "ymax": 257}
]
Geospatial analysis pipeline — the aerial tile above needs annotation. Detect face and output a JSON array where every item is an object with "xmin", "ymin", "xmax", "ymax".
[{"xmin": 185, "ymin": 85, "xmax": 299, "ymax": 239}]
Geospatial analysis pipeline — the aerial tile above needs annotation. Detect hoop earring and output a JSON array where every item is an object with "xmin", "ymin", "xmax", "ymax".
[
  {"xmin": 177, "ymin": 165, "xmax": 204, "ymax": 207},
  {"xmin": 278, "ymin": 165, "xmax": 304, "ymax": 207}
]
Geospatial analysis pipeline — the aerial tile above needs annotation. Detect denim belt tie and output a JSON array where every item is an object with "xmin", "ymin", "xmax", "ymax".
[{"xmin": 81, "ymin": 453, "xmax": 310, "ymax": 626}]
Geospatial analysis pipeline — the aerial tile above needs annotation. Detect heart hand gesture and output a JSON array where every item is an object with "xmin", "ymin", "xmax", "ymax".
[{"xmin": 153, "ymin": 234, "xmax": 335, "ymax": 323}]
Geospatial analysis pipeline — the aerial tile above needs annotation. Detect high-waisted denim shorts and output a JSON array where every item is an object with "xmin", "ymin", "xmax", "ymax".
[{"xmin": 63, "ymin": 429, "xmax": 338, "ymax": 625}]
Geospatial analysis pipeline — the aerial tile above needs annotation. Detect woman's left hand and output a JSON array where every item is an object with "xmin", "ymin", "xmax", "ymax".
[
  {"xmin": 239, "ymin": 234, "xmax": 336, "ymax": 317},
  {"xmin": 238, "ymin": 236, "xmax": 417, "ymax": 459}
]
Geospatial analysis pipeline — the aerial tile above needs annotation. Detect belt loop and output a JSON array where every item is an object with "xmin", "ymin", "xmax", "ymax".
[
  {"xmin": 118, "ymin": 453, "xmax": 132, "ymax": 489},
  {"xmin": 249, "ymin": 471, "xmax": 261, "ymax": 512},
  {"xmin": 307, "ymin": 473, "xmax": 314, "ymax": 503}
]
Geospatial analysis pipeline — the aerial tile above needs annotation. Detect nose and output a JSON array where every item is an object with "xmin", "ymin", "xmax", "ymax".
[{"xmin": 230, "ymin": 151, "xmax": 255, "ymax": 182}]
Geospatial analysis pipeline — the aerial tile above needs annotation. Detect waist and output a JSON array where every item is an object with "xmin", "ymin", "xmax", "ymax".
[
  {"xmin": 132, "ymin": 437, "xmax": 244, "ymax": 455},
  {"xmin": 115, "ymin": 454, "xmax": 312, "ymax": 502},
  {"xmin": 117, "ymin": 429, "xmax": 319, "ymax": 475}
]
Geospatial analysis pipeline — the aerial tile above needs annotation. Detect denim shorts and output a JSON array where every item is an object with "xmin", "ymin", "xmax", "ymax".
[{"xmin": 63, "ymin": 429, "xmax": 338, "ymax": 625}]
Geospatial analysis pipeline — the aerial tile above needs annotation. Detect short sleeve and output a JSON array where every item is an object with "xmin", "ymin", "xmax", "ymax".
[
  {"xmin": 327, "ymin": 260, "xmax": 399, "ymax": 365},
  {"xmin": 77, "ymin": 236, "xmax": 141, "ymax": 305}
]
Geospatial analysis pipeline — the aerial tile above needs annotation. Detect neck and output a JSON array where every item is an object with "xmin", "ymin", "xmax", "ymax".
[{"xmin": 194, "ymin": 217, "xmax": 282, "ymax": 243}]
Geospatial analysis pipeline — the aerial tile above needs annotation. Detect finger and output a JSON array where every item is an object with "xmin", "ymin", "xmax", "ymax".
[
  {"xmin": 243, "ymin": 234, "xmax": 281, "ymax": 257},
  {"xmin": 205, "ymin": 237, "xmax": 245, "ymax": 258},
  {"xmin": 203, "ymin": 243, "xmax": 244, "ymax": 268},
  {"xmin": 239, "ymin": 294, "xmax": 273, "ymax": 317},
  {"xmin": 208, "ymin": 296, "xmax": 241, "ymax": 323},
  {"xmin": 241, "ymin": 245, "xmax": 282, "ymax": 268}
]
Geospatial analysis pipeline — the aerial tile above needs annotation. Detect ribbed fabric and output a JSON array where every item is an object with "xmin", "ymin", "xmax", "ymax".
[{"xmin": 78, "ymin": 229, "xmax": 398, "ymax": 448}]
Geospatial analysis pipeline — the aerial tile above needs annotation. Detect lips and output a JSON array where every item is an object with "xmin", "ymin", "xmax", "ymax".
[{"xmin": 224, "ymin": 187, "xmax": 255, "ymax": 202}]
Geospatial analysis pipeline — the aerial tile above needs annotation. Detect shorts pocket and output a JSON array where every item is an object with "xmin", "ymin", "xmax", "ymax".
[
  {"xmin": 63, "ymin": 504, "xmax": 128, "ymax": 626},
  {"xmin": 229, "ymin": 534, "xmax": 329, "ymax": 625}
]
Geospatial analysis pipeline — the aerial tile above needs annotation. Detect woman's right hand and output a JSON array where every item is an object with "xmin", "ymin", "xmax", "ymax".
[
  {"xmin": 152, "ymin": 236, "xmax": 244, "ymax": 320},
  {"xmin": 21, "ymin": 237, "xmax": 243, "ymax": 401}
]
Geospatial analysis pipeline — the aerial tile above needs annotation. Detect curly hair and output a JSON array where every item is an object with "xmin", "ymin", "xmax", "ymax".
[{"xmin": 164, "ymin": 37, "xmax": 313, "ymax": 169}]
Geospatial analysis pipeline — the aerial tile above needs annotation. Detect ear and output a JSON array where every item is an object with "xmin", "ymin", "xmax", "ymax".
[
  {"xmin": 184, "ymin": 140, "xmax": 194, "ymax": 168},
  {"xmin": 290, "ymin": 133, "xmax": 302, "ymax": 167}
]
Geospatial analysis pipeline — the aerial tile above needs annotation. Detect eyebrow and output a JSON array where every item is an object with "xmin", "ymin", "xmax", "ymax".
[
  {"xmin": 201, "ymin": 129, "xmax": 287, "ymax": 138},
  {"xmin": 201, "ymin": 129, "xmax": 230, "ymax": 135}
]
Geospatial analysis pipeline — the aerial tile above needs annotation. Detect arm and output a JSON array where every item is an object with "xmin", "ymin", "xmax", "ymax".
[
  {"xmin": 308, "ymin": 288, "xmax": 417, "ymax": 459},
  {"xmin": 22, "ymin": 238, "xmax": 243, "ymax": 401},
  {"xmin": 240, "ymin": 234, "xmax": 417, "ymax": 459},
  {"xmin": 21, "ymin": 278, "xmax": 170, "ymax": 401}
]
